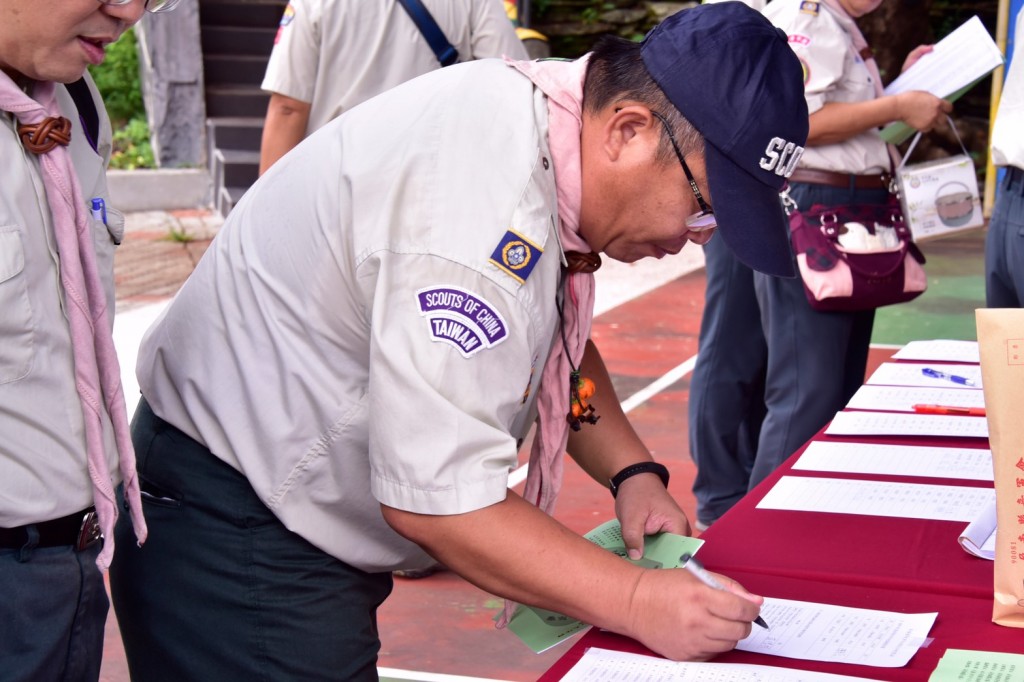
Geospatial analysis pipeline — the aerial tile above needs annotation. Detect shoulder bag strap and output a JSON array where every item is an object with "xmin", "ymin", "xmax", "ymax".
[
  {"xmin": 395, "ymin": 0, "xmax": 459, "ymax": 67},
  {"xmin": 65, "ymin": 77, "xmax": 100, "ymax": 154}
]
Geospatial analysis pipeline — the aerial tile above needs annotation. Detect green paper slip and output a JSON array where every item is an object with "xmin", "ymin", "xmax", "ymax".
[
  {"xmin": 928, "ymin": 649, "xmax": 1024, "ymax": 682},
  {"xmin": 501, "ymin": 519, "xmax": 704, "ymax": 654}
]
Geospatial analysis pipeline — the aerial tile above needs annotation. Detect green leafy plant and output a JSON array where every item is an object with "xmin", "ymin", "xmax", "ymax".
[
  {"xmin": 165, "ymin": 226, "xmax": 196, "ymax": 243},
  {"xmin": 88, "ymin": 28, "xmax": 144, "ymax": 127},
  {"xmin": 88, "ymin": 28, "xmax": 156, "ymax": 169},
  {"xmin": 110, "ymin": 116, "xmax": 155, "ymax": 170}
]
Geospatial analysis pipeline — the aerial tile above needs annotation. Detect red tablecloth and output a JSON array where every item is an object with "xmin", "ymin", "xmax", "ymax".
[
  {"xmin": 538, "ymin": 416, "xmax": 1020, "ymax": 680},
  {"xmin": 698, "ymin": 429, "xmax": 995, "ymax": 601},
  {"xmin": 538, "ymin": 571, "xmax": 1022, "ymax": 681}
]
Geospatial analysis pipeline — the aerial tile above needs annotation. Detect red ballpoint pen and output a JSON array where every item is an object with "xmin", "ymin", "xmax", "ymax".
[{"xmin": 912, "ymin": 404, "xmax": 986, "ymax": 416}]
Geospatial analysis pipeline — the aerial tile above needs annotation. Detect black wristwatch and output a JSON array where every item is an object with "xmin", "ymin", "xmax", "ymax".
[{"xmin": 608, "ymin": 461, "xmax": 670, "ymax": 498}]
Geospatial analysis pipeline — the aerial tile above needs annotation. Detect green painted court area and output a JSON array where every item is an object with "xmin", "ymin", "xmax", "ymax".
[{"xmin": 871, "ymin": 227, "xmax": 987, "ymax": 345}]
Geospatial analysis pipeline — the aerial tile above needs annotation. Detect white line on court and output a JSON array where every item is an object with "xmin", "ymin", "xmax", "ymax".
[
  {"xmin": 507, "ymin": 338, "xmax": 898, "ymax": 488},
  {"xmin": 378, "ymin": 668, "xmax": 515, "ymax": 682},
  {"xmin": 507, "ymin": 353, "xmax": 700, "ymax": 489}
]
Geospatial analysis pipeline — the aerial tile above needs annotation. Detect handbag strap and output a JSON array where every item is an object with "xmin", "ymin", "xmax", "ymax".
[
  {"xmin": 899, "ymin": 115, "xmax": 969, "ymax": 170},
  {"xmin": 396, "ymin": 0, "xmax": 459, "ymax": 67},
  {"xmin": 66, "ymin": 77, "xmax": 99, "ymax": 153}
]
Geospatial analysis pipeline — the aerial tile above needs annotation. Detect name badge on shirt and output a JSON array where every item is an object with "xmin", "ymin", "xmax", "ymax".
[
  {"xmin": 489, "ymin": 230, "xmax": 543, "ymax": 284},
  {"xmin": 416, "ymin": 285, "xmax": 509, "ymax": 358}
]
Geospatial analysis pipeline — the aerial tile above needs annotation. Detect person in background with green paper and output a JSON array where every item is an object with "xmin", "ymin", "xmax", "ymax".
[{"xmin": 688, "ymin": 0, "xmax": 951, "ymax": 532}]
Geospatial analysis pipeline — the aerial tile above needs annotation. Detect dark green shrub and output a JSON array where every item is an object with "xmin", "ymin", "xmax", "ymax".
[
  {"xmin": 88, "ymin": 28, "xmax": 144, "ymax": 127},
  {"xmin": 88, "ymin": 28, "xmax": 155, "ymax": 168},
  {"xmin": 110, "ymin": 117, "xmax": 156, "ymax": 170}
]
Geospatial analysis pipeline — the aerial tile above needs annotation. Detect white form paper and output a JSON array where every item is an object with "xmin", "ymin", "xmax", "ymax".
[
  {"xmin": 883, "ymin": 16, "xmax": 1003, "ymax": 99},
  {"xmin": 891, "ymin": 340, "xmax": 980, "ymax": 364},
  {"xmin": 561, "ymin": 648, "xmax": 889, "ymax": 681},
  {"xmin": 879, "ymin": 16, "xmax": 1003, "ymax": 143},
  {"xmin": 737, "ymin": 598, "xmax": 937, "ymax": 668},
  {"xmin": 865, "ymin": 362, "xmax": 983, "ymax": 389},
  {"xmin": 757, "ymin": 476, "xmax": 995, "ymax": 522},
  {"xmin": 793, "ymin": 441, "xmax": 993, "ymax": 481},
  {"xmin": 846, "ymin": 385, "xmax": 985, "ymax": 413},
  {"xmin": 825, "ymin": 411, "xmax": 988, "ymax": 439},
  {"xmin": 959, "ymin": 497, "xmax": 997, "ymax": 560}
]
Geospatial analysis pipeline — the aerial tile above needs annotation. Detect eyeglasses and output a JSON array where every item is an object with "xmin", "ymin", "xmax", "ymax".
[
  {"xmin": 651, "ymin": 111, "xmax": 716, "ymax": 232},
  {"xmin": 99, "ymin": 0, "xmax": 182, "ymax": 13}
]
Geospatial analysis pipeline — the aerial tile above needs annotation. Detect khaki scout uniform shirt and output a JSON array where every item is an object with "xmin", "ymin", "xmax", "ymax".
[
  {"xmin": 764, "ymin": 0, "xmax": 891, "ymax": 174},
  {"xmin": 261, "ymin": 0, "xmax": 528, "ymax": 135},
  {"xmin": 0, "ymin": 76, "xmax": 123, "ymax": 526},
  {"xmin": 139, "ymin": 60, "xmax": 565, "ymax": 572}
]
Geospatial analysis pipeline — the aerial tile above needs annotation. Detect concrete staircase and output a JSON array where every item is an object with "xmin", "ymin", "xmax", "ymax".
[{"xmin": 200, "ymin": 0, "xmax": 285, "ymax": 217}]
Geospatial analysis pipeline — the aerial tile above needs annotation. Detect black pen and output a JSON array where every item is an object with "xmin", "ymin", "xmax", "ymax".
[{"xmin": 680, "ymin": 553, "xmax": 769, "ymax": 629}]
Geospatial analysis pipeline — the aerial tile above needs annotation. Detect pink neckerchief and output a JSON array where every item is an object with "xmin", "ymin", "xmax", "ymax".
[
  {"xmin": 497, "ymin": 55, "xmax": 595, "ymax": 628},
  {"xmin": 0, "ymin": 73, "xmax": 146, "ymax": 569}
]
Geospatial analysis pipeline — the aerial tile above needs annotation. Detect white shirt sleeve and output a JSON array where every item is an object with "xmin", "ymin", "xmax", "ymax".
[
  {"xmin": 765, "ymin": 1, "xmax": 848, "ymax": 115},
  {"xmin": 467, "ymin": 0, "xmax": 529, "ymax": 61},
  {"xmin": 261, "ymin": 0, "xmax": 321, "ymax": 103}
]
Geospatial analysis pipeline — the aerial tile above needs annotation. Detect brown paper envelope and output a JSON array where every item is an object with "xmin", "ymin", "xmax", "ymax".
[{"xmin": 976, "ymin": 308, "xmax": 1024, "ymax": 628}]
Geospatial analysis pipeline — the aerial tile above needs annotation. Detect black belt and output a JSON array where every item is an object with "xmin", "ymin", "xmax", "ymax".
[
  {"xmin": 0, "ymin": 508, "xmax": 101, "ymax": 551},
  {"xmin": 790, "ymin": 168, "xmax": 891, "ymax": 190}
]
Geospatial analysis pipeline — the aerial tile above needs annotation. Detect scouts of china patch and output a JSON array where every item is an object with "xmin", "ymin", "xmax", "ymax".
[
  {"xmin": 416, "ymin": 285, "xmax": 509, "ymax": 358},
  {"xmin": 489, "ymin": 230, "xmax": 542, "ymax": 284},
  {"xmin": 799, "ymin": 1, "xmax": 819, "ymax": 15}
]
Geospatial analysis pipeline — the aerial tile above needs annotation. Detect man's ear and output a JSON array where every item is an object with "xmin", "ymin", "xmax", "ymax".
[{"xmin": 604, "ymin": 104, "xmax": 657, "ymax": 162}]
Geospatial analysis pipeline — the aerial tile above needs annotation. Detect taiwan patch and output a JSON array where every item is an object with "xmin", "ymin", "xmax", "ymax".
[
  {"xmin": 489, "ymin": 230, "xmax": 542, "ymax": 284},
  {"xmin": 416, "ymin": 285, "xmax": 509, "ymax": 358}
]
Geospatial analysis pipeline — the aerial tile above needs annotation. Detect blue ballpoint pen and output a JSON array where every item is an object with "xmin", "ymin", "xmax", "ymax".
[
  {"xmin": 922, "ymin": 367, "xmax": 976, "ymax": 387},
  {"xmin": 679, "ymin": 553, "xmax": 769, "ymax": 629},
  {"xmin": 90, "ymin": 197, "xmax": 107, "ymax": 225}
]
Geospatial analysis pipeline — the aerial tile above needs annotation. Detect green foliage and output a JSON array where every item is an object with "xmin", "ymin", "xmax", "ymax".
[
  {"xmin": 88, "ymin": 27, "xmax": 156, "ymax": 169},
  {"xmin": 88, "ymin": 28, "xmax": 144, "ymax": 127},
  {"xmin": 110, "ymin": 117, "xmax": 155, "ymax": 170},
  {"xmin": 165, "ymin": 226, "xmax": 196, "ymax": 243},
  {"xmin": 580, "ymin": 1, "xmax": 617, "ymax": 24}
]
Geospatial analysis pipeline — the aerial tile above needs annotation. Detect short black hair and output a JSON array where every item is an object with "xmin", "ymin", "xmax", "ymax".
[{"xmin": 583, "ymin": 34, "xmax": 703, "ymax": 163}]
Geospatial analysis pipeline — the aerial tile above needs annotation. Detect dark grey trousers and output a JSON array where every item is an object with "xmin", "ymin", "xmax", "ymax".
[
  {"xmin": 751, "ymin": 182, "xmax": 885, "ymax": 486},
  {"xmin": 0, "ymin": 540, "xmax": 106, "ymax": 682},
  {"xmin": 109, "ymin": 398, "xmax": 393, "ymax": 682},
  {"xmin": 986, "ymin": 166, "xmax": 1024, "ymax": 307}
]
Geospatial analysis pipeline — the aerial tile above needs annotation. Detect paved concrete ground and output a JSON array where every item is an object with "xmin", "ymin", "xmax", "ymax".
[{"xmin": 114, "ymin": 209, "xmax": 224, "ymax": 312}]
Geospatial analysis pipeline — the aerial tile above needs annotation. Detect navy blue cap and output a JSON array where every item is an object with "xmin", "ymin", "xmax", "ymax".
[{"xmin": 641, "ymin": 2, "xmax": 809, "ymax": 278}]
